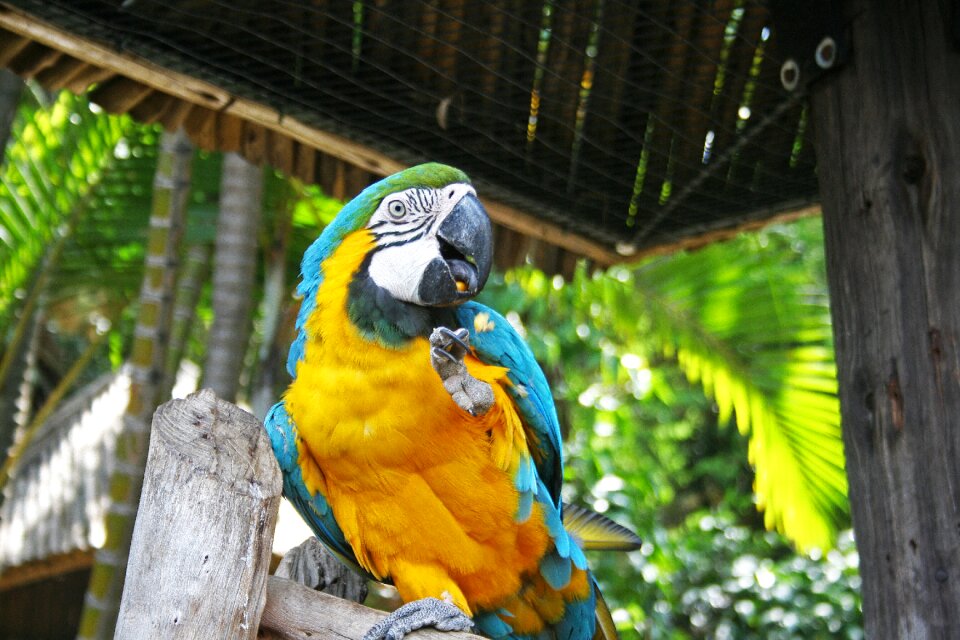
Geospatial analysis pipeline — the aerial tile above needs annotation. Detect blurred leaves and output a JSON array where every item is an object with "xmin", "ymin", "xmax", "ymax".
[{"xmin": 0, "ymin": 90, "xmax": 131, "ymax": 334}]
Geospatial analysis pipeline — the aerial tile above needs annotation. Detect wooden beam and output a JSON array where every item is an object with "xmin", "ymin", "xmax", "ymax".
[
  {"xmin": 622, "ymin": 203, "xmax": 821, "ymax": 262},
  {"xmin": 483, "ymin": 199, "xmax": 617, "ymax": 265},
  {"xmin": 0, "ymin": 550, "xmax": 93, "ymax": 592},
  {"xmin": 0, "ymin": 4, "xmax": 620, "ymax": 264},
  {"xmin": 808, "ymin": 1, "xmax": 960, "ymax": 637},
  {"xmin": 0, "ymin": 6, "xmax": 230, "ymax": 110},
  {"xmin": 0, "ymin": 31, "xmax": 30, "ymax": 66}
]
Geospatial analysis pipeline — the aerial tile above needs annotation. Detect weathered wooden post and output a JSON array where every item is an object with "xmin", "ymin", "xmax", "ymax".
[
  {"xmin": 115, "ymin": 389, "xmax": 281, "ymax": 638},
  {"xmin": 808, "ymin": 1, "xmax": 960, "ymax": 636}
]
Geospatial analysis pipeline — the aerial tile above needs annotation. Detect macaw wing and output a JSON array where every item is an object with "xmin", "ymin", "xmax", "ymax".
[
  {"xmin": 264, "ymin": 401, "xmax": 371, "ymax": 578},
  {"xmin": 455, "ymin": 301, "xmax": 563, "ymax": 504}
]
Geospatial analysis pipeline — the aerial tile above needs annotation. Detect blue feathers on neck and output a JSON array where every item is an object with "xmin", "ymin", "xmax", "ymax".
[{"xmin": 286, "ymin": 187, "xmax": 375, "ymax": 376}]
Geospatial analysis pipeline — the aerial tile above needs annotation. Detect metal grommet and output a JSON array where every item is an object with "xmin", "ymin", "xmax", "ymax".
[
  {"xmin": 815, "ymin": 36, "xmax": 837, "ymax": 69},
  {"xmin": 780, "ymin": 58, "xmax": 800, "ymax": 91}
]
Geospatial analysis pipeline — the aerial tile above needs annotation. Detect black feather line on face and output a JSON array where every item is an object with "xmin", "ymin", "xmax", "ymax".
[
  {"xmin": 376, "ymin": 225, "xmax": 430, "ymax": 249},
  {"xmin": 347, "ymin": 252, "xmax": 456, "ymax": 347},
  {"xmin": 370, "ymin": 213, "xmax": 431, "ymax": 234}
]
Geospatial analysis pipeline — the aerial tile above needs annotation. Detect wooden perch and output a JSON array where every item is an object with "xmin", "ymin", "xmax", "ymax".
[
  {"xmin": 259, "ymin": 576, "xmax": 484, "ymax": 640},
  {"xmin": 115, "ymin": 389, "xmax": 282, "ymax": 638}
]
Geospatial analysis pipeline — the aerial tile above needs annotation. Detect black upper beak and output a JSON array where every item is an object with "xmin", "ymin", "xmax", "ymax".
[{"xmin": 418, "ymin": 192, "xmax": 493, "ymax": 305}]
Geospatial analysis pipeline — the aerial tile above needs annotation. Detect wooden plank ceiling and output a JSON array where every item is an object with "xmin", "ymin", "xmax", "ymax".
[{"xmin": 0, "ymin": 1, "xmax": 821, "ymax": 274}]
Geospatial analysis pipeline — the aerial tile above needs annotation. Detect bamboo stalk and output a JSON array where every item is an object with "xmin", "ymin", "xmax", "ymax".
[
  {"xmin": 202, "ymin": 152, "xmax": 262, "ymax": 402},
  {"xmin": 161, "ymin": 242, "xmax": 211, "ymax": 399},
  {"xmin": 77, "ymin": 128, "xmax": 193, "ymax": 640}
]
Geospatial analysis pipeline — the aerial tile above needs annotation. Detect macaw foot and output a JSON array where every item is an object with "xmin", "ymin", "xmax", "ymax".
[
  {"xmin": 362, "ymin": 597, "xmax": 475, "ymax": 640},
  {"xmin": 430, "ymin": 327, "xmax": 494, "ymax": 417}
]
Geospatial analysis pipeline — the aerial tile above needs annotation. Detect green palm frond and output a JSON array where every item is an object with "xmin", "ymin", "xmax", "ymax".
[
  {"xmin": 47, "ymin": 127, "xmax": 161, "ymax": 312},
  {"xmin": 0, "ymin": 90, "xmax": 132, "ymax": 333},
  {"xmin": 634, "ymin": 221, "xmax": 846, "ymax": 550}
]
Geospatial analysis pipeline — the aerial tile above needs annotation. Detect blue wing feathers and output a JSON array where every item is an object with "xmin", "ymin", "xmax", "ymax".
[
  {"xmin": 556, "ymin": 591, "xmax": 597, "ymax": 640},
  {"xmin": 455, "ymin": 302, "xmax": 564, "ymax": 503},
  {"xmin": 475, "ymin": 612, "xmax": 514, "ymax": 639},
  {"xmin": 540, "ymin": 551, "xmax": 573, "ymax": 590},
  {"xmin": 514, "ymin": 454, "xmax": 538, "ymax": 522},
  {"xmin": 457, "ymin": 302, "xmax": 596, "ymax": 636}
]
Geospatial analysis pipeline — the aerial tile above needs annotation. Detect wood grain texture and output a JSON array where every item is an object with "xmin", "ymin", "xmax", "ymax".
[
  {"xmin": 259, "ymin": 576, "xmax": 484, "ymax": 640},
  {"xmin": 115, "ymin": 389, "xmax": 282, "ymax": 639},
  {"xmin": 809, "ymin": 1, "xmax": 960, "ymax": 636}
]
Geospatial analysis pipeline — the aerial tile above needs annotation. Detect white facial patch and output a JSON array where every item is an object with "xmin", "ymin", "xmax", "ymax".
[
  {"xmin": 365, "ymin": 183, "xmax": 477, "ymax": 304},
  {"xmin": 367, "ymin": 237, "xmax": 442, "ymax": 304}
]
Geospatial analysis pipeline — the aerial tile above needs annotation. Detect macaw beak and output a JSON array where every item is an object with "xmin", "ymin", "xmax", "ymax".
[{"xmin": 418, "ymin": 192, "xmax": 493, "ymax": 306}]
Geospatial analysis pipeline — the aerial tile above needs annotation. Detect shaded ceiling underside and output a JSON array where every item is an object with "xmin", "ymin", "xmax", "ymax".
[{"xmin": 0, "ymin": 0, "xmax": 820, "ymax": 266}]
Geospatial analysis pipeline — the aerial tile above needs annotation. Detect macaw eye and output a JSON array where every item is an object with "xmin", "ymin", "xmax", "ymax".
[{"xmin": 387, "ymin": 200, "xmax": 407, "ymax": 219}]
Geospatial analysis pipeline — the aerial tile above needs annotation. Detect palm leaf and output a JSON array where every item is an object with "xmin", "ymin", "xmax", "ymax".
[
  {"xmin": 0, "ymin": 90, "xmax": 130, "ymax": 334},
  {"xmin": 633, "ymin": 220, "xmax": 846, "ymax": 550}
]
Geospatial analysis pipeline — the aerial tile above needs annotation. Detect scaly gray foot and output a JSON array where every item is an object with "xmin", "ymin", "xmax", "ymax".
[
  {"xmin": 430, "ymin": 326, "xmax": 494, "ymax": 416},
  {"xmin": 362, "ymin": 597, "xmax": 475, "ymax": 640}
]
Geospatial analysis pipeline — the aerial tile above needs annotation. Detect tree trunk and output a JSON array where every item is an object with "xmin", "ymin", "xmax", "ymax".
[
  {"xmin": 250, "ymin": 180, "xmax": 294, "ymax": 420},
  {"xmin": 810, "ymin": 1, "xmax": 960, "ymax": 637},
  {"xmin": 162, "ymin": 242, "xmax": 211, "ymax": 399},
  {"xmin": 202, "ymin": 152, "xmax": 262, "ymax": 402},
  {"xmin": 77, "ymin": 129, "xmax": 193, "ymax": 640}
]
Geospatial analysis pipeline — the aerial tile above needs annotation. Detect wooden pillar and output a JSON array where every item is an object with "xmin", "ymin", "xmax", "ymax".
[
  {"xmin": 115, "ymin": 390, "xmax": 281, "ymax": 638},
  {"xmin": 810, "ymin": 1, "xmax": 960, "ymax": 636}
]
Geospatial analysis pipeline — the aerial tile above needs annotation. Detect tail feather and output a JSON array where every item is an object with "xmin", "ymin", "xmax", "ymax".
[
  {"xmin": 563, "ymin": 504, "xmax": 642, "ymax": 552},
  {"xmin": 591, "ymin": 580, "xmax": 619, "ymax": 640}
]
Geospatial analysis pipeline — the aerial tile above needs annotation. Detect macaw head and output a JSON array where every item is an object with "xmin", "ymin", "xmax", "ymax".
[
  {"xmin": 289, "ymin": 163, "xmax": 493, "ymax": 365},
  {"xmin": 354, "ymin": 165, "xmax": 493, "ymax": 306}
]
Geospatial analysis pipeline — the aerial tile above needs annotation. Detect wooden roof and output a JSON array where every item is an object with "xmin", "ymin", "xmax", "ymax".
[
  {"xmin": 0, "ymin": 1, "xmax": 820, "ymax": 268},
  {"xmin": 0, "ymin": 371, "xmax": 128, "ymax": 572}
]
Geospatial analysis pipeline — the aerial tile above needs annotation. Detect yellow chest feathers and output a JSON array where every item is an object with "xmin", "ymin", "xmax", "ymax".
[{"xmin": 283, "ymin": 230, "xmax": 524, "ymax": 489}]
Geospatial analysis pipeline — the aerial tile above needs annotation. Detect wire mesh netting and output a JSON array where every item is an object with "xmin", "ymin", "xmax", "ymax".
[{"xmin": 4, "ymin": 0, "xmax": 819, "ymax": 257}]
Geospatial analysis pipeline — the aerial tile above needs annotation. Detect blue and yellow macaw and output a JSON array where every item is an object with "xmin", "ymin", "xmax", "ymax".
[{"xmin": 266, "ymin": 163, "xmax": 639, "ymax": 640}]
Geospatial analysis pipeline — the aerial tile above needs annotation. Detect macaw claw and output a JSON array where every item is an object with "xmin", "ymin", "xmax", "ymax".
[
  {"xmin": 437, "ymin": 326, "xmax": 471, "ymax": 357},
  {"xmin": 430, "ymin": 326, "xmax": 494, "ymax": 416},
  {"xmin": 362, "ymin": 597, "xmax": 474, "ymax": 640}
]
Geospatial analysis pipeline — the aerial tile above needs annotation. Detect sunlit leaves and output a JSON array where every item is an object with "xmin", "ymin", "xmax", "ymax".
[
  {"xmin": 636, "ymin": 221, "xmax": 846, "ymax": 551},
  {"xmin": 0, "ymin": 90, "xmax": 132, "ymax": 333}
]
